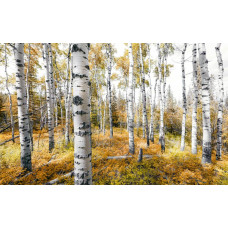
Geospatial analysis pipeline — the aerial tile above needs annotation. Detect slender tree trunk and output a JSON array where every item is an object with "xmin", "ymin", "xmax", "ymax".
[
  {"xmin": 4, "ymin": 44, "xmax": 15, "ymax": 143},
  {"xmin": 65, "ymin": 44, "xmax": 72, "ymax": 144},
  {"xmin": 72, "ymin": 43, "xmax": 92, "ymax": 185},
  {"xmin": 150, "ymin": 78, "xmax": 158, "ymax": 143},
  {"xmin": 198, "ymin": 43, "xmax": 211, "ymax": 164},
  {"xmin": 43, "ymin": 43, "xmax": 55, "ymax": 151},
  {"xmin": 107, "ymin": 44, "xmax": 113, "ymax": 138},
  {"xmin": 128, "ymin": 43, "xmax": 135, "ymax": 154},
  {"xmin": 139, "ymin": 44, "xmax": 149, "ymax": 146},
  {"xmin": 215, "ymin": 43, "xmax": 224, "ymax": 160},
  {"xmin": 191, "ymin": 44, "xmax": 198, "ymax": 154},
  {"xmin": 14, "ymin": 43, "xmax": 32, "ymax": 171},
  {"xmin": 94, "ymin": 67, "xmax": 102, "ymax": 131},
  {"xmin": 180, "ymin": 43, "xmax": 187, "ymax": 151},
  {"xmin": 157, "ymin": 44, "xmax": 165, "ymax": 152}
]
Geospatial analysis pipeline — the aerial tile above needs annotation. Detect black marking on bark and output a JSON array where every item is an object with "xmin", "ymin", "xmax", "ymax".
[
  {"xmin": 75, "ymin": 110, "xmax": 87, "ymax": 115},
  {"xmin": 16, "ymin": 64, "xmax": 24, "ymax": 67},
  {"xmin": 73, "ymin": 96, "xmax": 83, "ymax": 106},
  {"xmin": 75, "ymin": 131, "xmax": 91, "ymax": 136},
  {"xmin": 79, "ymin": 122, "xmax": 90, "ymax": 130},
  {"xmin": 72, "ymin": 44, "xmax": 85, "ymax": 54},
  {"xmin": 72, "ymin": 73, "xmax": 87, "ymax": 79},
  {"xmin": 88, "ymin": 81, "xmax": 91, "ymax": 86},
  {"xmin": 85, "ymin": 65, "xmax": 90, "ymax": 70}
]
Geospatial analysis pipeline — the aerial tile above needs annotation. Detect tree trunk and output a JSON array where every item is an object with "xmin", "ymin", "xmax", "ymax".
[
  {"xmin": 180, "ymin": 43, "xmax": 187, "ymax": 151},
  {"xmin": 139, "ymin": 44, "xmax": 149, "ymax": 146},
  {"xmin": 65, "ymin": 44, "xmax": 72, "ymax": 144},
  {"xmin": 107, "ymin": 44, "xmax": 113, "ymax": 138},
  {"xmin": 128, "ymin": 43, "xmax": 135, "ymax": 154},
  {"xmin": 215, "ymin": 43, "xmax": 224, "ymax": 160},
  {"xmin": 43, "ymin": 43, "xmax": 55, "ymax": 151},
  {"xmin": 157, "ymin": 44, "xmax": 165, "ymax": 152},
  {"xmin": 4, "ymin": 44, "xmax": 15, "ymax": 143},
  {"xmin": 150, "ymin": 78, "xmax": 158, "ymax": 143},
  {"xmin": 198, "ymin": 43, "xmax": 211, "ymax": 164},
  {"xmin": 191, "ymin": 44, "xmax": 198, "ymax": 154},
  {"xmin": 14, "ymin": 43, "xmax": 32, "ymax": 171},
  {"xmin": 72, "ymin": 43, "xmax": 92, "ymax": 185}
]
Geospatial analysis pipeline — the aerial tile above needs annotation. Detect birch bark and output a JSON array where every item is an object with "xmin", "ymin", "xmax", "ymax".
[
  {"xmin": 72, "ymin": 43, "xmax": 92, "ymax": 185},
  {"xmin": 215, "ymin": 43, "xmax": 224, "ymax": 160},
  {"xmin": 191, "ymin": 44, "xmax": 198, "ymax": 154},
  {"xmin": 157, "ymin": 44, "xmax": 165, "ymax": 152},
  {"xmin": 180, "ymin": 43, "xmax": 187, "ymax": 151},
  {"xmin": 43, "ymin": 43, "xmax": 55, "ymax": 151},
  {"xmin": 14, "ymin": 43, "xmax": 32, "ymax": 171},
  {"xmin": 139, "ymin": 43, "xmax": 149, "ymax": 146},
  {"xmin": 198, "ymin": 43, "xmax": 211, "ymax": 164},
  {"xmin": 128, "ymin": 43, "xmax": 135, "ymax": 154}
]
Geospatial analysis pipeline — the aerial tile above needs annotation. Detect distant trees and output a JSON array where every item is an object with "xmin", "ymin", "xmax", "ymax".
[{"xmin": 72, "ymin": 43, "xmax": 92, "ymax": 185}]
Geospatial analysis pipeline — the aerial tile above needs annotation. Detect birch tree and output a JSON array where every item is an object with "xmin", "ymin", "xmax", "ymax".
[
  {"xmin": 215, "ymin": 43, "xmax": 224, "ymax": 160},
  {"xmin": 65, "ymin": 44, "xmax": 72, "ymax": 144},
  {"xmin": 4, "ymin": 44, "xmax": 15, "ymax": 143},
  {"xmin": 191, "ymin": 44, "xmax": 198, "ymax": 154},
  {"xmin": 43, "ymin": 43, "xmax": 55, "ymax": 151},
  {"xmin": 180, "ymin": 43, "xmax": 187, "ymax": 151},
  {"xmin": 128, "ymin": 43, "xmax": 135, "ymax": 154},
  {"xmin": 107, "ymin": 44, "xmax": 113, "ymax": 138},
  {"xmin": 198, "ymin": 43, "xmax": 211, "ymax": 164},
  {"xmin": 14, "ymin": 43, "xmax": 32, "ymax": 171},
  {"xmin": 139, "ymin": 43, "xmax": 149, "ymax": 146},
  {"xmin": 157, "ymin": 44, "xmax": 165, "ymax": 151},
  {"xmin": 72, "ymin": 43, "xmax": 92, "ymax": 185}
]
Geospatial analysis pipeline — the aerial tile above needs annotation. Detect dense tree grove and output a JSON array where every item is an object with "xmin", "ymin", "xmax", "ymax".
[{"xmin": 0, "ymin": 43, "xmax": 227, "ymax": 185}]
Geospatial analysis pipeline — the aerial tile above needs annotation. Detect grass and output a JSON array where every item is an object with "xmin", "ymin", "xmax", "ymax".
[{"xmin": 0, "ymin": 126, "xmax": 228, "ymax": 185}]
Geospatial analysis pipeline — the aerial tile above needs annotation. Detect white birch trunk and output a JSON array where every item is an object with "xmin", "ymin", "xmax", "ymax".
[
  {"xmin": 191, "ymin": 44, "xmax": 198, "ymax": 154},
  {"xmin": 14, "ymin": 43, "xmax": 32, "ymax": 171},
  {"xmin": 107, "ymin": 44, "xmax": 113, "ymax": 138},
  {"xmin": 198, "ymin": 43, "xmax": 211, "ymax": 164},
  {"xmin": 180, "ymin": 43, "xmax": 187, "ymax": 151},
  {"xmin": 65, "ymin": 45, "xmax": 72, "ymax": 144},
  {"xmin": 128, "ymin": 43, "xmax": 135, "ymax": 154},
  {"xmin": 139, "ymin": 44, "xmax": 149, "ymax": 146},
  {"xmin": 72, "ymin": 43, "xmax": 92, "ymax": 185},
  {"xmin": 150, "ymin": 78, "xmax": 158, "ymax": 143},
  {"xmin": 157, "ymin": 44, "xmax": 165, "ymax": 152},
  {"xmin": 43, "ymin": 43, "xmax": 55, "ymax": 151},
  {"xmin": 215, "ymin": 43, "xmax": 224, "ymax": 160}
]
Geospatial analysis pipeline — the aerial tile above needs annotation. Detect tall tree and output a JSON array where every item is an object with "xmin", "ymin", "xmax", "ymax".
[
  {"xmin": 139, "ymin": 43, "xmax": 149, "ymax": 146},
  {"xmin": 72, "ymin": 43, "xmax": 92, "ymax": 185},
  {"xmin": 128, "ymin": 43, "xmax": 135, "ymax": 154},
  {"xmin": 215, "ymin": 43, "xmax": 224, "ymax": 160},
  {"xmin": 198, "ymin": 43, "xmax": 211, "ymax": 164},
  {"xmin": 43, "ymin": 43, "xmax": 55, "ymax": 151},
  {"xmin": 14, "ymin": 43, "xmax": 32, "ymax": 171},
  {"xmin": 157, "ymin": 43, "xmax": 165, "ymax": 152},
  {"xmin": 65, "ymin": 44, "xmax": 72, "ymax": 144},
  {"xmin": 191, "ymin": 44, "xmax": 198, "ymax": 154},
  {"xmin": 180, "ymin": 43, "xmax": 187, "ymax": 151},
  {"xmin": 106, "ymin": 44, "xmax": 113, "ymax": 138}
]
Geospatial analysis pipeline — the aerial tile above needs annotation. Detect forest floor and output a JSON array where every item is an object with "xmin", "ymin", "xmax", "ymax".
[{"xmin": 1, "ymin": 126, "xmax": 228, "ymax": 185}]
